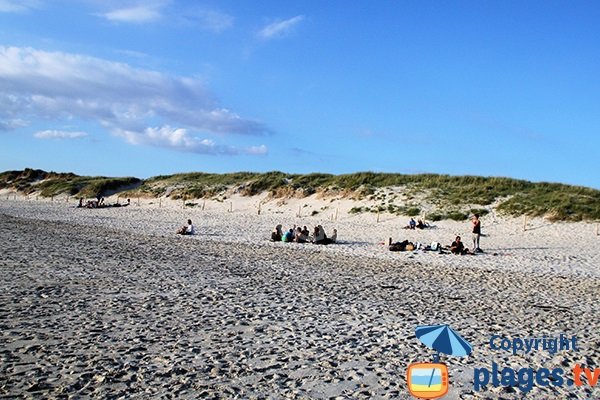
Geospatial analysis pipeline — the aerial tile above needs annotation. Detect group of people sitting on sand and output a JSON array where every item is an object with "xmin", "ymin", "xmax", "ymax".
[
  {"xmin": 388, "ymin": 236, "xmax": 476, "ymax": 254},
  {"xmin": 271, "ymin": 224, "xmax": 337, "ymax": 245},
  {"xmin": 403, "ymin": 218, "xmax": 430, "ymax": 230},
  {"xmin": 391, "ymin": 214, "xmax": 483, "ymax": 255},
  {"xmin": 78, "ymin": 197, "xmax": 131, "ymax": 209}
]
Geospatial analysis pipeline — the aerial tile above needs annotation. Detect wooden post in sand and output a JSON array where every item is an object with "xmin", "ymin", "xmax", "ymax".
[
  {"xmin": 257, "ymin": 203, "xmax": 261, "ymax": 215},
  {"xmin": 596, "ymin": 223, "xmax": 599, "ymax": 236},
  {"xmin": 202, "ymin": 200, "xmax": 206, "ymax": 211},
  {"xmin": 51, "ymin": 195, "xmax": 54, "ymax": 202},
  {"xmin": 229, "ymin": 201, "xmax": 233, "ymax": 213},
  {"xmin": 523, "ymin": 216, "xmax": 528, "ymax": 232},
  {"xmin": 159, "ymin": 198, "xmax": 162, "ymax": 208},
  {"xmin": 377, "ymin": 209, "xmax": 380, "ymax": 223},
  {"xmin": 335, "ymin": 208, "xmax": 339, "ymax": 221},
  {"xmin": 182, "ymin": 195, "xmax": 186, "ymax": 209},
  {"xmin": 297, "ymin": 205, "xmax": 301, "ymax": 218},
  {"xmin": 137, "ymin": 196, "xmax": 140, "ymax": 207}
]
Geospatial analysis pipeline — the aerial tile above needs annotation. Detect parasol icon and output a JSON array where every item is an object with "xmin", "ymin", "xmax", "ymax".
[{"xmin": 415, "ymin": 324, "xmax": 473, "ymax": 358}]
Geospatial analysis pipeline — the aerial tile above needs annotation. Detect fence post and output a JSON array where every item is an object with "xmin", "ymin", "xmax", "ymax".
[
  {"xmin": 523, "ymin": 216, "xmax": 528, "ymax": 232},
  {"xmin": 377, "ymin": 209, "xmax": 380, "ymax": 223},
  {"xmin": 202, "ymin": 200, "xmax": 206, "ymax": 211}
]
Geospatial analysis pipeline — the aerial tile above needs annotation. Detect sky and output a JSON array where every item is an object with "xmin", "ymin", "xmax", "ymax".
[{"xmin": 0, "ymin": 1, "xmax": 599, "ymax": 188}]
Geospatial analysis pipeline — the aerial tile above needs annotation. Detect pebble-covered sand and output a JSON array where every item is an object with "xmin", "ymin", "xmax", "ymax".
[{"xmin": 1, "ymin": 199, "xmax": 599, "ymax": 399}]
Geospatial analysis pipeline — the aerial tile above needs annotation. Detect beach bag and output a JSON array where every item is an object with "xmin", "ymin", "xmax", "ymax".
[{"xmin": 430, "ymin": 241, "xmax": 440, "ymax": 251}]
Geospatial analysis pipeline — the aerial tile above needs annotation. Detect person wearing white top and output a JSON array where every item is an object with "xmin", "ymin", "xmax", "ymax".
[{"xmin": 177, "ymin": 219, "xmax": 195, "ymax": 235}]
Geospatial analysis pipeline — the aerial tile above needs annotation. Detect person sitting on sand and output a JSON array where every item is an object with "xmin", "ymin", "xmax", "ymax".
[
  {"xmin": 295, "ymin": 227, "xmax": 309, "ymax": 243},
  {"xmin": 177, "ymin": 219, "xmax": 195, "ymax": 235},
  {"xmin": 312, "ymin": 225, "xmax": 325, "ymax": 243},
  {"xmin": 314, "ymin": 225, "xmax": 336, "ymax": 245},
  {"xmin": 282, "ymin": 228, "xmax": 295, "ymax": 242},
  {"xmin": 417, "ymin": 219, "xmax": 429, "ymax": 229},
  {"xmin": 77, "ymin": 198, "xmax": 83, "ymax": 208},
  {"xmin": 271, "ymin": 224, "xmax": 283, "ymax": 242},
  {"xmin": 450, "ymin": 236, "xmax": 470, "ymax": 255},
  {"xmin": 404, "ymin": 218, "xmax": 416, "ymax": 229},
  {"xmin": 330, "ymin": 229, "xmax": 337, "ymax": 243},
  {"xmin": 302, "ymin": 226, "xmax": 310, "ymax": 237}
]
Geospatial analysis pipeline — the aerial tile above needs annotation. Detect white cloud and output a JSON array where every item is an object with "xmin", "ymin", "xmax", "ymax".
[
  {"xmin": 258, "ymin": 15, "xmax": 304, "ymax": 40},
  {"xmin": 99, "ymin": 4, "xmax": 163, "ymax": 23},
  {"xmin": 192, "ymin": 9, "xmax": 234, "ymax": 33},
  {"xmin": 246, "ymin": 145, "xmax": 268, "ymax": 155},
  {"xmin": 0, "ymin": 46, "xmax": 270, "ymax": 155},
  {"xmin": 0, "ymin": 0, "xmax": 39, "ymax": 13},
  {"xmin": 114, "ymin": 125, "xmax": 266, "ymax": 155},
  {"xmin": 34, "ymin": 130, "xmax": 88, "ymax": 139},
  {"xmin": 0, "ymin": 118, "xmax": 26, "ymax": 131}
]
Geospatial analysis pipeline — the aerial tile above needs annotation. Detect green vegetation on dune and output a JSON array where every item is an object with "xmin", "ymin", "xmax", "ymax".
[
  {"xmin": 0, "ymin": 168, "xmax": 140, "ymax": 198},
  {"xmin": 2, "ymin": 168, "xmax": 599, "ymax": 221},
  {"xmin": 496, "ymin": 183, "xmax": 600, "ymax": 221}
]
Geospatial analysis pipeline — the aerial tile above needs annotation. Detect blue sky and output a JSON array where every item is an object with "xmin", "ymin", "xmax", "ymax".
[{"xmin": 1, "ymin": 1, "xmax": 599, "ymax": 188}]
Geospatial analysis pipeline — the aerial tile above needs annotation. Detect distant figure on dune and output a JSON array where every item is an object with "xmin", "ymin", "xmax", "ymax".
[
  {"xmin": 271, "ymin": 224, "xmax": 283, "ymax": 242},
  {"xmin": 177, "ymin": 219, "xmax": 195, "ymax": 235}
]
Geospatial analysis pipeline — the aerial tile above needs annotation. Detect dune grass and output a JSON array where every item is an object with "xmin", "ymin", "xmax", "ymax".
[
  {"xmin": 2, "ymin": 168, "xmax": 599, "ymax": 221},
  {"xmin": 0, "ymin": 168, "xmax": 140, "ymax": 198}
]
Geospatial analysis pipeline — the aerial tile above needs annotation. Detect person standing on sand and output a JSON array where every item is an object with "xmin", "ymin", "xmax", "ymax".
[{"xmin": 472, "ymin": 214, "xmax": 482, "ymax": 252}]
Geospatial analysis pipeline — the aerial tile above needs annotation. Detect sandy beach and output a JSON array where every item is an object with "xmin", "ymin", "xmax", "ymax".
[{"xmin": 1, "ymin": 197, "xmax": 599, "ymax": 399}]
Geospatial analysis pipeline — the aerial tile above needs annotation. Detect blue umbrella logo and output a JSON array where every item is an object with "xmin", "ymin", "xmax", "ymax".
[
  {"xmin": 409, "ymin": 324, "xmax": 472, "ymax": 395},
  {"xmin": 415, "ymin": 324, "xmax": 473, "ymax": 359}
]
